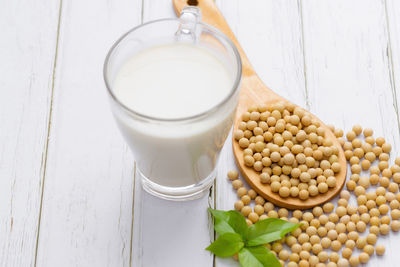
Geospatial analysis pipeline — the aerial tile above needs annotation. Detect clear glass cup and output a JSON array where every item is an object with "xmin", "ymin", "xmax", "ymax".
[{"xmin": 104, "ymin": 7, "xmax": 242, "ymax": 201}]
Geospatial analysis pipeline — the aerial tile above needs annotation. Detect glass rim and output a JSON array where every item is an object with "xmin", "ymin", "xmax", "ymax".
[{"xmin": 103, "ymin": 18, "xmax": 242, "ymax": 123}]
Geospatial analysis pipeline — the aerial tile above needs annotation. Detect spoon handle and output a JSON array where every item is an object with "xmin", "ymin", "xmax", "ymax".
[{"xmin": 172, "ymin": 0, "xmax": 255, "ymax": 77}]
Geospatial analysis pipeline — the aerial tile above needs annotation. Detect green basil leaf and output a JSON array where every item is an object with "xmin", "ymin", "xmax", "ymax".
[
  {"xmin": 208, "ymin": 208, "xmax": 248, "ymax": 239},
  {"xmin": 206, "ymin": 232, "xmax": 244, "ymax": 257},
  {"xmin": 238, "ymin": 246, "xmax": 280, "ymax": 267},
  {"xmin": 246, "ymin": 218, "xmax": 301, "ymax": 246}
]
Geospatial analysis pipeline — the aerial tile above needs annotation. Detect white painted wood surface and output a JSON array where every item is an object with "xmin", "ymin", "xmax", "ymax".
[
  {"xmin": 0, "ymin": 1, "xmax": 60, "ymax": 266},
  {"xmin": 34, "ymin": 1, "xmax": 141, "ymax": 266},
  {"xmin": 2, "ymin": 0, "xmax": 400, "ymax": 266},
  {"xmin": 301, "ymin": 1, "xmax": 400, "ymax": 265}
]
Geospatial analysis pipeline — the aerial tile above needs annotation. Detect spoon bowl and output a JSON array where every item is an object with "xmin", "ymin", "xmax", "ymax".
[{"xmin": 173, "ymin": 0, "xmax": 347, "ymax": 209}]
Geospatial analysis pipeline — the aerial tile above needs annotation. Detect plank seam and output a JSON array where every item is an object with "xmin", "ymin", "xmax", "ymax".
[
  {"xmin": 298, "ymin": 0, "xmax": 310, "ymax": 110},
  {"xmin": 130, "ymin": 2, "xmax": 145, "ymax": 266},
  {"xmin": 211, "ymin": 180, "xmax": 216, "ymax": 267},
  {"xmin": 33, "ymin": 1, "xmax": 63, "ymax": 266},
  {"xmin": 384, "ymin": 0, "xmax": 400, "ymax": 137},
  {"xmin": 141, "ymin": 0, "xmax": 145, "ymax": 24},
  {"xmin": 129, "ymin": 163, "xmax": 136, "ymax": 267}
]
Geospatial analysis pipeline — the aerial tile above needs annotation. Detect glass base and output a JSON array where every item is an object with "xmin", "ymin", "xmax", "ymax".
[{"xmin": 138, "ymin": 168, "xmax": 216, "ymax": 201}]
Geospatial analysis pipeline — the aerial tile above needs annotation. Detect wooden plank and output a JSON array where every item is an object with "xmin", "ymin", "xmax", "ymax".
[
  {"xmin": 34, "ymin": 1, "xmax": 142, "ymax": 266},
  {"xmin": 387, "ymin": 0, "xmax": 400, "ymax": 131},
  {"xmin": 131, "ymin": 186, "xmax": 214, "ymax": 267},
  {"xmin": 385, "ymin": 1, "xmax": 400, "ymax": 264},
  {"xmin": 302, "ymin": 0, "xmax": 400, "ymax": 265},
  {"xmin": 216, "ymin": 0, "xmax": 307, "ymax": 107},
  {"xmin": 130, "ymin": 1, "xmax": 214, "ymax": 266},
  {"xmin": 215, "ymin": 0, "xmax": 306, "ymax": 266},
  {"xmin": 0, "ymin": 1, "xmax": 60, "ymax": 266}
]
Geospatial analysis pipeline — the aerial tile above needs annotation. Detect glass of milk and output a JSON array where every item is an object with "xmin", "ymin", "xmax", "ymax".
[{"xmin": 104, "ymin": 7, "xmax": 241, "ymax": 201}]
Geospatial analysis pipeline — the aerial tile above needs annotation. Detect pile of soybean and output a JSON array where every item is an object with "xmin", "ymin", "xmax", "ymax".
[
  {"xmin": 229, "ymin": 123, "xmax": 400, "ymax": 267},
  {"xmin": 234, "ymin": 103, "xmax": 341, "ymax": 199}
]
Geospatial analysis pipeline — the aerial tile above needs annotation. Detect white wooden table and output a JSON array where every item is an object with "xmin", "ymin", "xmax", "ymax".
[{"xmin": 2, "ymin": 0, "xmax": 400, "ymax": 266}]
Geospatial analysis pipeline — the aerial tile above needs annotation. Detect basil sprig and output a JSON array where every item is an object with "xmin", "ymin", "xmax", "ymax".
[{"xmin": 206, "ymin": 208, "xmax": 301, "ymax": 267}]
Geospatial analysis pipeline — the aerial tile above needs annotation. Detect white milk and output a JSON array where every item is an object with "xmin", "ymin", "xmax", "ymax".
[{"xmin": 112, "ymin": 43, "xmax": 238, "ymax": 188}]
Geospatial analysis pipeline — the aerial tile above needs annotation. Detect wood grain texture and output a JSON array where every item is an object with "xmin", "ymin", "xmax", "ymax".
[
  {"xmin": 0, "ymin": 1, "xmax": 60, "ymax": 266},
  {"xmin": 387, "ymin": 0, "xmax": 400, "ymax": 132},
  {"xmin": 130, "ymin": 1, "xmax": 214, "ymax": 266},
  {"xmin": 131, "ymin": 183, "xmax": 214, "ymax": 267},
  {"xmin": 382, "ymin": 1, "xmax": 400, "ymax": 263},
  {"xmin": 302, "ymin": 0, "xmax": 400, "ymax": 265},
  {"xmin": 3, "ymin": 0, "xmax": 400, "ymax": 266},
  {"xmin": 34, "ymin": 1, "xmax": 141, "ymax": 266},
  {"xmin": 216, "ymin": 0, "xmax": 308, "ymax": 108}
]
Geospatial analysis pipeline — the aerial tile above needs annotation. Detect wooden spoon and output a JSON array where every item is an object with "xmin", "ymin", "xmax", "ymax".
[{"xmin": 173, "ymin": 0, "xmax": 347, "ymax": 209}]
